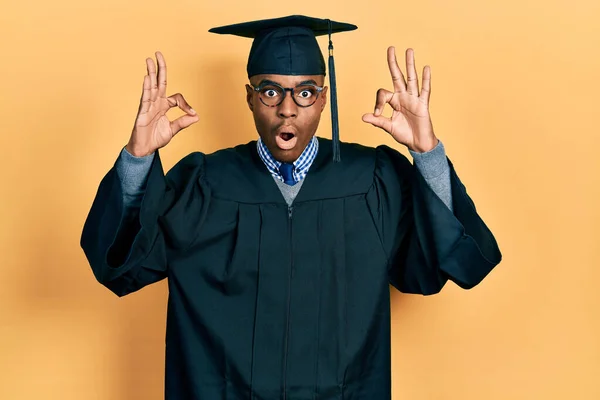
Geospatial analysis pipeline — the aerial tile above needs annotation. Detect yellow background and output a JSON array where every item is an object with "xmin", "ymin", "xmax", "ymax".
[{"xmin": 1, "ymin": 0, "xmax": 599, "ymax": 399}]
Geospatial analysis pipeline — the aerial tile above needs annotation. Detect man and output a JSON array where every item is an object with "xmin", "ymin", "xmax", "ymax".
[{"xmin": 81, "ymin": 15, "xmax": 501, "ymax": 400}]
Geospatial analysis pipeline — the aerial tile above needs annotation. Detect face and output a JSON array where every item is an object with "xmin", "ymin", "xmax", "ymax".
[{"xmin": 246, "ymin": 74, "xmax": 328, "ymax": 163}]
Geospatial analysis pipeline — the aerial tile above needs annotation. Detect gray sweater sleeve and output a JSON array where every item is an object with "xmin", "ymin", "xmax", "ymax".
[
  {"xmin": 115, "ymin": 147, "xmax": 155, "ymax": 207},
  {"xmin": 408, "ymin": 140, "xmax": 453, "ymax": 211}
]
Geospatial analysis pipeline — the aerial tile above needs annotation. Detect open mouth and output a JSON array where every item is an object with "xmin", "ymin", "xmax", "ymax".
[
  {"xmin": 280, "ymin": 132, "xmax": 295, "ymax": 141},
  {"xmin": 275, "ymin": 130, "xmax": 298, "ymax": 150}
]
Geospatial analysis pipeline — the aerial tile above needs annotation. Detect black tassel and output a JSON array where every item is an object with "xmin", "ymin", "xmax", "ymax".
[{"xmin": 327, "ymin": 20, "xmax": 341, "ymax": 162}]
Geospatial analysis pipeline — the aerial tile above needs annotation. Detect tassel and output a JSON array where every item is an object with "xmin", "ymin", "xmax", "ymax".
[{"xmin": 327, "ymin": 20, "xmax": 341, "ymax": 162}]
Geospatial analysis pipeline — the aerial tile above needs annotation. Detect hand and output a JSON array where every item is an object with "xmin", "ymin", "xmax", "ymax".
[
  {"xmin": 126, "ymin": 51, "xmax": 199, "ymax": 157},
  {"xmin": 362, "ymin": 47, "xmax": 438, "ymax": 153}
]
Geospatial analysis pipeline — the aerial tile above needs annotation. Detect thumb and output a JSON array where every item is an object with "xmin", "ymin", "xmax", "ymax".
[
  {"xmin": 362, "ymin": 113, "xmax": 392, "ymax": 133},
  {"xmin": 170, "ymin": 113, "xmax": 200, "ymax": 136}
]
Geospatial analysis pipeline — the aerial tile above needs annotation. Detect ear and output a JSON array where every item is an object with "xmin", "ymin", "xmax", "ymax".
[
  {"xmin": 320, "ymin": 86, "xmax": 328, "ymax": 112},
  {"xmin": 245, "ymin": 84, "xmax": 254, "ymax": 111}
]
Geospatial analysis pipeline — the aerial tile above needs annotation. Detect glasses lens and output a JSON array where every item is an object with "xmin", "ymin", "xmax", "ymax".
[
  {"xmin": 259, "ymin": 85, "xmax": 284, "ymax": 106},
  {"xmin": 294, "ymin": 85, "xmax": 320, "ymax": 107}
]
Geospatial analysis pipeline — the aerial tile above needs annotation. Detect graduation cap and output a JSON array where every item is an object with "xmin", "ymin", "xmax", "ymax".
[{"xmin": 209, "ymin": 15, "xmax": 358, "ymax": 162}]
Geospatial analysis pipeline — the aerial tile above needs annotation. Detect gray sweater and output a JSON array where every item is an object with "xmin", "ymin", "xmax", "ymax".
[{"xmin": 116, "ymin": 140, "xmax": 453, "ymax": 210}]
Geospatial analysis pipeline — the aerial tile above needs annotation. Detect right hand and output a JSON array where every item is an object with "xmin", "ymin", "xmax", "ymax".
[{"xmin": 126, "ymin": 51, "xmax": 199, "ymax": 157}]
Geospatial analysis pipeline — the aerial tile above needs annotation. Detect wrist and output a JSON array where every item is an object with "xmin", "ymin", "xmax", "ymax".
[
  {"xmin": 409, "ymin": 136, "xmax": 439, "ymax": 153},
  {"xmin": 125, "ymin": 142, "xmax": 153, "ymax": 158}
]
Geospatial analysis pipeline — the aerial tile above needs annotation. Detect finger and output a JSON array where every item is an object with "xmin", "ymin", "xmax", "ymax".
[
  {"xmin": 362, "ymin": 113, "xmax": 393, "ymax": 133},
  {"xmin": 387, "ymin": 46, "xmax": 406, "ymax": 93},
  {"xmin": 374, "ymin": 88, "xmax": 394, "ymax": 116},
  {"xmin": 140, "ymin": 75, "xmax": 152, "ymax": 114},
  {"xmin": 170, "ymin": 114, "xmax": 200, "ymax": 136},
  {"xmin": 146, "ymin": 57, "xmax": 158, "ymax": 101},
  {"xmin": 405, "ymin": 48, "xmax": 419, "ymax": 95},
  {"xmin": 420, "ymin": 65, "xmax": 431, "ymax": 103},
  {"xmin": 156, "ymin": 51, "xmax": 167, "ymax": 98},
  {"xmin": 167, "ymin": 93, "xmax": 197, "ymax": 115}
]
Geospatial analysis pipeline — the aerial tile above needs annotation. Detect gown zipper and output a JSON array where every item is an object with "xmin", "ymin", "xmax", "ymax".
[{"xmin": 282, "ymin": 205, "xmax": 293, "ymax": 399}]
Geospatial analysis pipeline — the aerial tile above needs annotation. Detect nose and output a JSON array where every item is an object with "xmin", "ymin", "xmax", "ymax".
[{"xmin": 277, "ymin": 90, "xmax": 298, "ymax": 118}]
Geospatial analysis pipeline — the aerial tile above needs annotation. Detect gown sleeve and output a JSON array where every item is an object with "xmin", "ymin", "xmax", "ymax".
[
  {"xmin": 366, "ymin": 145, "xmax": 502, "ymax": 295},
  {"xmin": 80, "ymin": 150, "xmax": 210, "ymax": 297}
]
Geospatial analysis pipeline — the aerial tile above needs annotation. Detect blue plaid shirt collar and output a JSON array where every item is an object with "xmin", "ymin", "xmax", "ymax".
[{"xmin": 256, "ymin": 136, "xmax": 319, "ymax": 183}]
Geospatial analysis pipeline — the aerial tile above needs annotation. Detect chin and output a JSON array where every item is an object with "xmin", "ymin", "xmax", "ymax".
[
  {"xmin": 261, "ymin": 136, "xmax": 301, "ymax": 163},
  {"xmin": 272, "ymin": 148, "xmax": 300, "ymax": 164}
]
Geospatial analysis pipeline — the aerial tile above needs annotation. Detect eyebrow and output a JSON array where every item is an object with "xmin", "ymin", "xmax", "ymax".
[
  {"xmin": 257, "ymin": 79, "xmax": 320, "ymax": 87},
  {"xmin": 299, "ymin": 79, "xmax": 319, "ymax": 85}
]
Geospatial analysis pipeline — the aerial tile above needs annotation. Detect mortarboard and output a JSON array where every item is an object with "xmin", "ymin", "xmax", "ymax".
[{"xmin": 209, "ymin": 15, "xmax": 358, "ymax": 162}]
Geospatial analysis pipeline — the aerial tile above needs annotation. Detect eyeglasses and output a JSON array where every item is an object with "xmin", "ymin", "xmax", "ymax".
[{"xmin": 250, "ymin": 81, "xmax": 324, "ymax": 108}]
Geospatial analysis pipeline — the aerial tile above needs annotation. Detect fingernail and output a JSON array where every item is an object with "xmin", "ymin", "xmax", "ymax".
[
  {"xmin": 375, "ymin": 108, "xmax": 380, "ymax": 115},
  {"xmin": 190, "ymin": 108, "xmax": 196, "ymax": 114}
]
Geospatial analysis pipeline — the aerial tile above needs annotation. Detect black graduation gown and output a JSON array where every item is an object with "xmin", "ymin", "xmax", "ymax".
[{"xmin": 81, "ymin": 138, "xmax": 501, "ymax": 399}]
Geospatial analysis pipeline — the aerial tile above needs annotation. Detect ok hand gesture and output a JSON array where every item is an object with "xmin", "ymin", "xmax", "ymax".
[
  {"xmin": 126, "ymin": 52, "xmax": 199, "ymax": 157},
  {"xmin": 362, "ymin": 47, "xmax": 438, "ymax": 153}
]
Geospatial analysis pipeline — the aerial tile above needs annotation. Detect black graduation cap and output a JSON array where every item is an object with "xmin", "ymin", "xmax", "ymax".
[{"xmin": 209, "ymin": 15, "xmax": 358, "ymax": 162}]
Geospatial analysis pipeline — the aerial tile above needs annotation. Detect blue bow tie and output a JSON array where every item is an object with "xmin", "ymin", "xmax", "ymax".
[{"xmin": 278, "ymin": 163, "xmax": 296, "ymax": 186}]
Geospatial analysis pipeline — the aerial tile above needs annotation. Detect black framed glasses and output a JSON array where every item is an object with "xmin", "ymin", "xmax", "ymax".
[{"xmin": 250, "ymin": 81, "xmax": 324, "ymax": 108}]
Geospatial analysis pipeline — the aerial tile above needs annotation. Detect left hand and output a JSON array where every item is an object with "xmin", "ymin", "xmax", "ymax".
[{"xmin": 362, "ymin": 47, "xmax": 438, "ymax": 153}]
